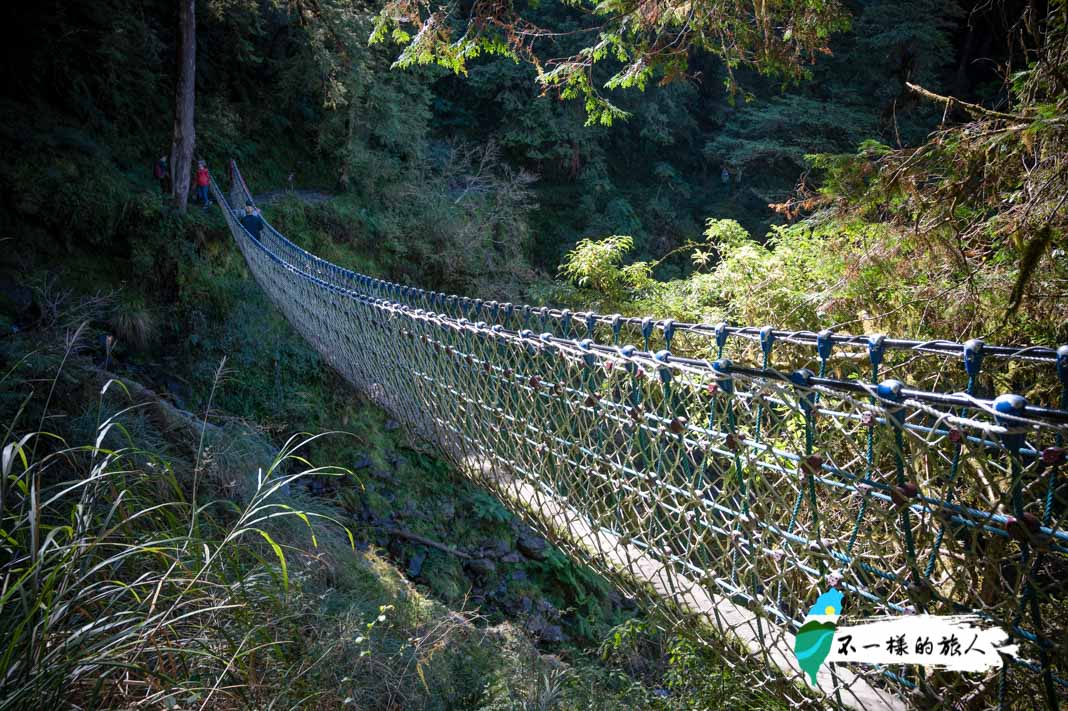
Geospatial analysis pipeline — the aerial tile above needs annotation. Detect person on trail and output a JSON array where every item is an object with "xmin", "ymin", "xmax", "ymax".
[
  {"xmin": 239, "ymin": 201, "xmax": 264, "ymax": 239},
  {"xmin": 721, "ymin": 166, "xmax": 730, "ymax": 185},
  {"xmin": 153, "ymin": 156, "xmax": 170, "ymax": 195},
  {"xmin": 195, "ymin": 160, "xmax": 211, "ymax": 207}
]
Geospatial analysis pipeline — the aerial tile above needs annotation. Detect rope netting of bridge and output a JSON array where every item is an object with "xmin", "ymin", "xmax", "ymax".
[{"xmin": 215, "ymin": 163, "xmax": 1068, "ymax": 710}]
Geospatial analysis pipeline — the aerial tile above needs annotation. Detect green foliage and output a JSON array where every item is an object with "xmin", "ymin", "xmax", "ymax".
[
  {"xmin": 558, "ymin": 235, "xmax": 654, "ymax": 307},
  {"xmin": 108, "ymin": 292, "xmax": 156, "ymax": 351},
  {"xmin": 799, "ymin": 2, "xmax": 1068, "ymax": 337},
  {"xmin": 371, "ymin": 0, "xmax": 850, "ymax": 125},
  {"xmin": 705, "ymin": 95, "xmax": 878, "ymax": 185},
  {"xmin": 471, "ymin": 490, "xmax": 512, "ymax": 523},
  {"xmin": 3, "ymin": 0, "xmax": 994, "ymax": 282},
  {"xmin": 688, "ymin": 219, "xmax": 850, "ymax": 328},
  {"xmin": 0, "ymin": 374, "xmax": 351, "ymax": 708},
  {"xmin": 597, "ymin": 619, "xmax": 792, "ymax": 710}
]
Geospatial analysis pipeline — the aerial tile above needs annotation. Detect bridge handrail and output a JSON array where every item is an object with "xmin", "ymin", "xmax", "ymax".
[{"xmin": 229, "ymin": 160, "xmax": 1068, "ymax": 370}]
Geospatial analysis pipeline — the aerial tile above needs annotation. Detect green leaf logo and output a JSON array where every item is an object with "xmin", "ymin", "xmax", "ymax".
[{"xmin": 793, "ymin": 588, "xmax": 843, "ymax": 685}]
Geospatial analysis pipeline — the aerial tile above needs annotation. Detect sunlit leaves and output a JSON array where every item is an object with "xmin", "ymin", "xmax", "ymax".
[{"xmin": 372, "ymin": 0, "xmax": 850, "ymax": 123}]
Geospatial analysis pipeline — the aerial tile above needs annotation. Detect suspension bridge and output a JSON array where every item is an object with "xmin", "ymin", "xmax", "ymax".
[{"xmin": 214, "ymin": 163, "xmax": 1067, "ymax": 710}]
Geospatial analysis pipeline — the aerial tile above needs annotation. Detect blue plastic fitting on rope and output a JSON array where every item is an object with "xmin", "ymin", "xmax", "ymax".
[
  {"xmin": 789, "ymin": 369, "xmax": 816, "ymax": 412},
  {"xmin": 610, "ymin": 314, "xmax": 623, "ymax": 339},
  {"xmin": 817, "ymin": 329, "xmax": 834, "ymax": 363},
  {"xmin": 619, "ymin": 344, "xmax": 637, "ymax": 373},
  {"xmin": 491, "ymin": 324, "xmax": 503, "ymax": 333},
  {"xmin": 993, "ymin": 393, "xmax": 1028, "ymax": 452},
  {"xmin": 641, "ymin": 317, "xmax": 654, "ymax": 343},
  {"xmin": 877, "ymin": 379, "xmax": 905, "ymax": 424},
  {"xmin": 963, "ymin": 338, "xmax": 985, "ymax": 377},
  {"xmin": 715, "ymin": 322, "xmax": 729, "ymax": 351},
  {"xmin": 560, "ymin": 309, "xmax": 572, "ymax": 333},
  {"xmin": 1057, "ymin": 345, "xmax": 1068, "ymax": 386},
  {"xmin": 539, "ymin": 332, "xmax": 556, "ymax": 355},
  {"xmin": 662, "ymin": 319, "xmax": 676, "ymax": 349},
  {"xmin": 712, "ymin": 358, "xmax": 734, "ymax": 394},
  {"xmin": 579, "ymin": 339, "xmax": 596, "ymax": 367},
  {"xmin": 487, "ymin": 301, "xmax": 498, "ymax": 321},
  {"xmin": 760, "ymin": 326, "xmax": 775, "ymax": 359},
  {"xmin": 586, "ymin": 312, "xmax": 597, "ymax": 335},
  {"xmin": 503, "ymin": 303, "xmax": 514, "ymax": 324},
  {"xmin": 539, "ymin": 306, "xmax": 549, "ymax": 329},
  {"xmin": 519, "ymin": 329, "xmax": 536, "ymax": 354},
  {"xmin": 653, "ymin": 350, "xmax": 672, "ymax": 383},
  {"xmin": 473, "ymin": 299, "xmax": 484, "ymax": 319},
  {"xmin": 521, "ymin": 304, "xmax": 531, "ymax": 323},
  {"xmin": 868, "ymin": 335, "xmax": 886, "ymax": 369}
]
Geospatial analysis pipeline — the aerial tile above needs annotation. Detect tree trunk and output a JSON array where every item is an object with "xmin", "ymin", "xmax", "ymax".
[
  {"xmin": 170, "ymin": 0, "xmax": 196, "ymax": 212},
  {"xmin": 953, "ymin": 23, "xmax": 975, "ymax": 99}
]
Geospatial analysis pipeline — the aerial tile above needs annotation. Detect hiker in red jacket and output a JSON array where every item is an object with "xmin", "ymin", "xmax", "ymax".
[{"xmin": 195, "ymin": 160, "xmax": 211, "ymax": 207}]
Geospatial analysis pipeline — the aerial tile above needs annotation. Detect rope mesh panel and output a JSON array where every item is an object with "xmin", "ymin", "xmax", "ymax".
[{"xmin": 215, "ymin": 165, "xmax": 1068, "ymax": 711}]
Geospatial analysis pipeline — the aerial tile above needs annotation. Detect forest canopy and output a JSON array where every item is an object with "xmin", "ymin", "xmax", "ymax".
[
  {"xmin": 370, "ymin": 0, "xmax": 851, "ymax": 124},
  {"xmin": 1, "ymin": 0, "xmax": 1065, "ymax": 344}
]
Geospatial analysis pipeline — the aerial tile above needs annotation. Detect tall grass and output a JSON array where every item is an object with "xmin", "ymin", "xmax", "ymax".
[{"xmin": 0, "ymin": 350, "xmax": 349, "ymax": 709}]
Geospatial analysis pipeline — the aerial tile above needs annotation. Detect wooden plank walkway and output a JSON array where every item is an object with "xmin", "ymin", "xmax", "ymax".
[{"xmin": 464, "ymin": 455, "xmax": 907, "ymax": 711}]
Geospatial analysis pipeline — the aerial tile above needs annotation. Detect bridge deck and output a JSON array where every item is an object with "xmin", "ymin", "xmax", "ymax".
[{"xmin": 466, "ymin": 455, "xmax": 907, "ymax": 711}]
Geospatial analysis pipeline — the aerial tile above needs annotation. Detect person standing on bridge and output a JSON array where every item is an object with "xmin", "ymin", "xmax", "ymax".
[
  {"xmin": 195, "ymin": 160, "xmax": 211, "ymax": 207},
  {"xmin": 240, "ymin": 201, "xmax": 264, "ymax": 239},
  {"xmin": 153, "ymin": 156, "xmax": 170, "ymax": 195}
]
